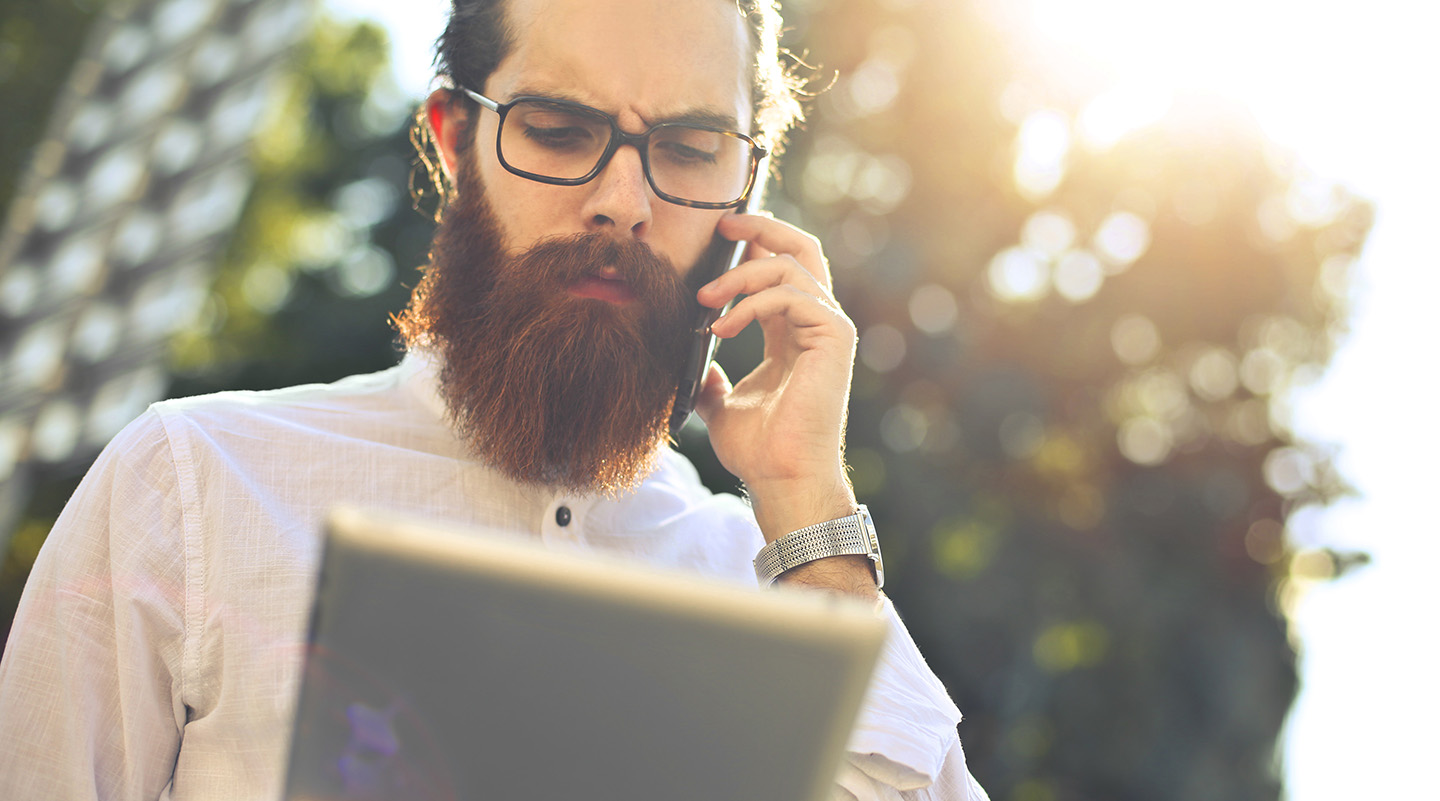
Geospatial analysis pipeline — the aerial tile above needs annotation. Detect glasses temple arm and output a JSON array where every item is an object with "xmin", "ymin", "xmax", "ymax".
[{"xmin": 460, "ymin": 87, "xmax": 500, "ymax": 113}]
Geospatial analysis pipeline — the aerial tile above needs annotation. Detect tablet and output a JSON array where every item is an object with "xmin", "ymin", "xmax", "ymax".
[{"xmin": 283, "ymin": 506, "xmax": 886, "ymax": 801}]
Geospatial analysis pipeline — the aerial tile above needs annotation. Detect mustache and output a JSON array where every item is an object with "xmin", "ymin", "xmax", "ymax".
[
  {"xmin": 510, "ymin": 233, "xmax": 673, "ymax": 283},
  {"xmin": 483, "ymin": 232, "xmax": 701, "ymax": 330},
  {"xmin": 504, "ymin": 232, "xmax": 704, "ymax": 307}
]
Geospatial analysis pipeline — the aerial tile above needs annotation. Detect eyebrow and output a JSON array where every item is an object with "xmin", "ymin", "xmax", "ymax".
[{"xmin": 508, "ymin": 86, "xmax": 742, "ymax": 132}]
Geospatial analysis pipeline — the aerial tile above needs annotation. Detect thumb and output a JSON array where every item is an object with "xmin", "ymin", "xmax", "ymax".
[{"xmin": 694, "ymin": 362, "xmax": 732, "ymax": 423}]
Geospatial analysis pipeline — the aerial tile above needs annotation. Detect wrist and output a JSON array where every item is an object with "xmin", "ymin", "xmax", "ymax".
[
  {"xmin": 778, "ymin": 556, "xmax": 880, "ymax": 601},
  {"xmin": 745, "ymin": 473, "xmax": 856, "ymax": 544}
]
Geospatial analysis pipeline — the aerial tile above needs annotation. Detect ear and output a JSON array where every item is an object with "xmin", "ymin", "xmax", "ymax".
[{"xmin": 425, "ymin": 88, "xmax": 468, "ymax": 184}]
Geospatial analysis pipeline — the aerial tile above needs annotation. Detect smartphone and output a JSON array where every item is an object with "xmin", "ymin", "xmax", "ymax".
[{"xmin": 667, "ymin": 171, "xmax": 767, "ymax": 439}]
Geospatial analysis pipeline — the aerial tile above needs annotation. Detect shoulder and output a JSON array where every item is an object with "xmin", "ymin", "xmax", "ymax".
[
  {"xmin": 151, "ymin": 362, "xmax": 411, "ymax": 432},
  {"xmin": 71, "ymin": 360, "xmax": 442, "ymax": 526},
  {"xmin": 64, "ymin": 368, "xmax": 409, "ymax": 537},
  {"xmin": 133, "ymin": 360, "xmax": 461, "ymax": 459}
]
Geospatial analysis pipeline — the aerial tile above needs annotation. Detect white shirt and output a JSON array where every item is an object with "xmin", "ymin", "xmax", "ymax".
[{"xmin": 0, "ymin": 353, "xmax": 988, "ymax": 800}]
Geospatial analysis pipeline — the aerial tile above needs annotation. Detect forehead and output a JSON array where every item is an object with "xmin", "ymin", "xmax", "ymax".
[{"xmin": 488, "ymin": 0, "xmax": 753, "ymax": 127}]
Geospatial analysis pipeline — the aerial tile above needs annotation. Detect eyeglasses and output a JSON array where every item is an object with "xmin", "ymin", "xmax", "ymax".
[{"xmin": 460, "ymin": 88, "xmax": 768, "ymax": 209}]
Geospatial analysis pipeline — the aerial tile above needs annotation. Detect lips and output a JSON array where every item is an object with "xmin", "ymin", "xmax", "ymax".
[{"xmin": 567, "ymin": 270, "xmax": 637, "ymax": 304}]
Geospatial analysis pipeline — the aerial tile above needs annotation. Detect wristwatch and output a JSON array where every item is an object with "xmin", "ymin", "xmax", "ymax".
[{"xmin": 753, "ymin": 505, "xmax": 884, "ymax": 588}]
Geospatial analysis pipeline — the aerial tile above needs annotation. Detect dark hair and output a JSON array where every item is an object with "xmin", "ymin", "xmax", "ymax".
[{"xmin": 412, "ymin": 0, "xmax": 806, "ymax": 214}]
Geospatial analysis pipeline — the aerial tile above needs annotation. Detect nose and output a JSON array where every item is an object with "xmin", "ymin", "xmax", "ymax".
[{"xmin": 581, "ymin": 143, "xmax": 653, "ymax": 240}]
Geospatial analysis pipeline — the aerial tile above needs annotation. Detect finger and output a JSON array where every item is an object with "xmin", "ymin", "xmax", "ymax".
[
  {"xmin": 717, "ymin": 214, "xmax": 831, "ymax": 290},
  {"xmin": 697, "ymin": 254, "xmax": 830, "ymax": 310},
  {"xmin": 694, "ymin": 362, "xmax": 732, "ymax": 422},
  {"xmin": 711, "ymin": 284, "xmax": 853, "ymax": 341}
]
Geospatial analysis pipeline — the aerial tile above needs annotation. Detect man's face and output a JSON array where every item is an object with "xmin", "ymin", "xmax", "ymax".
[
  {"xmin": 407, "ymin": 0, "xmax": 757, "ymax": 494},
  {"xmin": 445, "ymin": 0, "xmax": 754, "ymax": 273}
]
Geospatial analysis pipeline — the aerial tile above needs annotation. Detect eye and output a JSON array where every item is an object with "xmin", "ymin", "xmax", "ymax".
[
  {"xmin": 523, "ymin": 124, "xmax": 595, "ymax": 151},
  {"xmin": 509, "ymin": 103, "xmax": 607, "ymax": 153},
  {"xmin": 654, "ymin": 140, "xmax": 718, "ymax": 165},
  {"xmin": 652, "ymin": 128, "xmax": 728, "ymax": 168}
]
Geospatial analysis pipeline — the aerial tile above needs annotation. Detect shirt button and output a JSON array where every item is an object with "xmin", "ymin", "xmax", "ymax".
[{"xmin": 555, "ymin": 505, "xmax": 572, "ymax": 527}]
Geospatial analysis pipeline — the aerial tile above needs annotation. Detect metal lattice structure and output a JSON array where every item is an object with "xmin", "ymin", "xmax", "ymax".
[{"xmin": 0, "ymin": 0, "xmax": 315, "ymax": 556}]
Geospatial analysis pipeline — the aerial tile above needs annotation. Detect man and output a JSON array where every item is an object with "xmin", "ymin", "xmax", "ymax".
[{"xmin": 0, "ymin": 0, "xmax": 989, "ymax": 798}]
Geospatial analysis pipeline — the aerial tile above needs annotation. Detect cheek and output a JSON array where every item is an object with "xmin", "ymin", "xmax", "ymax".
[
  {"xmin": 480, "ymin": 171, "xmax": 573, "ymax": 251},
  {"xmin": 657, "ymin": 207, "xmax": 726, "ymax": 275},
  {"xmin": 466, "ymin": 127, "xmax": 558, "ymax": 244}
]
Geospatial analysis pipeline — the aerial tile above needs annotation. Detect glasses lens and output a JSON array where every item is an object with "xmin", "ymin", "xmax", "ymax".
[
  {"xmin": 499, "ymin": 101, "xmax": 612, "ymax": 181},
  {"xmin": 648, "ymin": 127, "xmax": 752, "ymax": 205}
]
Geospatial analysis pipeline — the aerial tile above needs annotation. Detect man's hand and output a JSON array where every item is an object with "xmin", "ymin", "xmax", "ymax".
[{"xmin": 694, "ymin": 214, "xmax": 876, "ymax": 598}]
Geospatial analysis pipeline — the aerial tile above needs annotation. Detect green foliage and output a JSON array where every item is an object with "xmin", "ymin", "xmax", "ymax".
[{"xmin": 167, "ymin": 15, "xmax": 433, "ymax": 396}]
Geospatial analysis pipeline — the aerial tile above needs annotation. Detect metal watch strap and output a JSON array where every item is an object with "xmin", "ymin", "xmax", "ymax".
[{"xmin": 753, "ymin": 505, "xmax": 883, "ymax": 588}]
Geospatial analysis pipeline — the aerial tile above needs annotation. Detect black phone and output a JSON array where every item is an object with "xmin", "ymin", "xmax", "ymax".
[{"xmin": 667, "ymin": 180, "xmax": 765, "ymax": 439}]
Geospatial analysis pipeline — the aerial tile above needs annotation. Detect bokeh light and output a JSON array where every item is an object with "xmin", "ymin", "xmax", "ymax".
[
  {"xmin": 858, "ymin": 323, "xmax": 906, "ymax": 374},
  {"xmin": 1013, "ymin": 109, "xmax": 1069, "ymax": 201},
  {"xmin": 1110, "ymin": 315, "xmax": 1160, "ymax": 365},
  {"xmin": 987, "ymin": 247, "xmax": 1049, "ymax": 303}
]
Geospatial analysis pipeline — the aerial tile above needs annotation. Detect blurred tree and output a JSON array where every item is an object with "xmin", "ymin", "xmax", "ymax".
[
  {"xmin": 0, "ymin": 0, "xmax": 108, "ymax": 650},
  {"xmin": 166, "ymin": 15, "xmax": 433, "ymax": 397},
  {"xmin": 0, "ymin": 0, "xmax": 105, "ymax": 226},
  {"xmin": 0, "ymin": 10, "xmax": 435, "ymax": 648},
  {"xmin": 753, "ymin": 1, "xmax": 1372, "ymax": 799}
]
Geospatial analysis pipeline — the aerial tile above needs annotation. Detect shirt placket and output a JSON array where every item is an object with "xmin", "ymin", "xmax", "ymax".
[{"xmin": 540, "ymin": 495, "xmax": 597, "ymax": 549}]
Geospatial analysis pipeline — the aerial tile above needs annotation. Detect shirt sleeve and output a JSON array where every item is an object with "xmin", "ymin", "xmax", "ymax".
[
  {"xmin": 0, "ymin": 409, "xmax": 189, "ymax": 800},
  {"xmin": 834, "ymin": 738, "xmax": 991, "ymax": 801},
  {"xmin": 836, "ymin": 596, "xmax": 990, "ymax": 801}
]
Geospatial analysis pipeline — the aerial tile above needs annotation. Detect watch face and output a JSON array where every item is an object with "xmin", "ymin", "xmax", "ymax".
[{"xmin": 857, "ymin": 506, "xmax": 884, "ymax": 589}]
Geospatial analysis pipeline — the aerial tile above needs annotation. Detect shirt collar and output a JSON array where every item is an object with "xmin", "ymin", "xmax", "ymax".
[{"xmin": 398, "ymin": 347, "xmax": 448, "ymax": 424}]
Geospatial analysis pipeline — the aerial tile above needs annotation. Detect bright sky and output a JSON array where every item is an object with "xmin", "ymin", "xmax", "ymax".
[{"xmin": 333, "ymin": 0, "xmax": 1440, "ymax": 797}]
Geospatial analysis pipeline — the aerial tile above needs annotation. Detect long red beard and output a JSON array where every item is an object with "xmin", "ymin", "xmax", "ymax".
[{"xmin": 396, "ymin": 160, "xmax": 699, "ymax": 495}]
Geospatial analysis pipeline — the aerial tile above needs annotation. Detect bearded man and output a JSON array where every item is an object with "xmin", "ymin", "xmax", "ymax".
[{"xmin": 0, "ymin": 0, "xmax": 989, "ymax": 798}]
